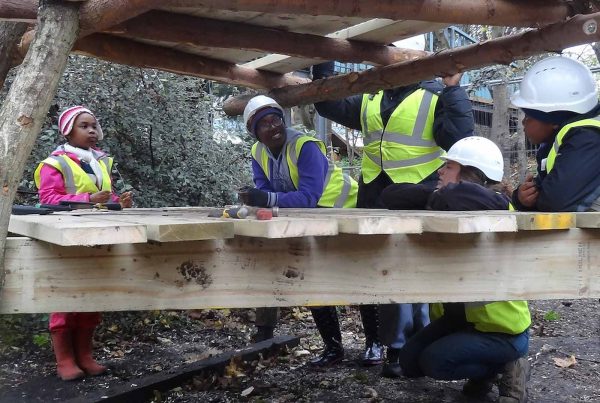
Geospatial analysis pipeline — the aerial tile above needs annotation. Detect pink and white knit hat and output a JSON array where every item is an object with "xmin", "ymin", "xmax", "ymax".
[{"xmin": 58, "ymin": 106, "xmax": 104, "ymax": 140}]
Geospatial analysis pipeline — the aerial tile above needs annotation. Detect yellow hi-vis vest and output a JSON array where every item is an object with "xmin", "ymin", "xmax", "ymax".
[
  {"xmin": 34, "ymin": 153, "xmax": 114, "ymax": 195},
  {"xmin": 546, "ymin": 116, "xmax": 600, "ymax": 173},
  {"xmin": 251, "ymin": 135, "xmax": 358, "ymax": 208},
  {"xmin": 429, "ymin": 300, "xmax": 531, "ymax": 335},
  {"xmin": 360, "ymin": 88, "xmax": 444, "ymax": 184}
]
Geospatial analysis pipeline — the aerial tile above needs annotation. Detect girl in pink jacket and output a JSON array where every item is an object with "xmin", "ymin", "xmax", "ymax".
[{"xmin": 35, "ymin": 106, "xmax": 132, "ymax": 380}]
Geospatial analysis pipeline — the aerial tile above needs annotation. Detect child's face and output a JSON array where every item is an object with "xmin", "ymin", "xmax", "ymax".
[
  {"xmin": 437, "ymin": 160, "xmax": 461, "ymax": 189},
  {"xmin": 522, "ymin": 115, "xmax": 558, "ymax": 145},
  {"xmin": 67, "ymin": 113, "xmax": 99, "ymax": 149}
]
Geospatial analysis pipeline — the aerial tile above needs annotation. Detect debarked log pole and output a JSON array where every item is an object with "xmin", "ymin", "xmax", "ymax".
[
  {"xmin": 223, "ymin": 12, "xmax": 600, "ymax": 115},
  {"xmin": 166, "ymin": 0, "xmax": 572, "ymax": 28},
  {"xmin": 0, "ymin": 0, "xmax": 79, "ymax": 297},
  {"xmin": 106, "ymin": 10, "xmax": 429, "ymax": 66},
  {"xmin": 73, "ymin": 34, "xmax": 309, "ymax": 89}
]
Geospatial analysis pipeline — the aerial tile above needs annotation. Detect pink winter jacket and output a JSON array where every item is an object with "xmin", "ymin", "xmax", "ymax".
[{"xmin": 37, "ymin": 149, "xmax": 120, "ymax": 205}]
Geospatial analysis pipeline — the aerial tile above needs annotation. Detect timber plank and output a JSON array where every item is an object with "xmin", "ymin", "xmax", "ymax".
[
  {"xmin": 92, "ymin": 214, "xmax": 235, "ymax": 242},
  {"xmin": 231, "ymin": 216, "xmax": 338, "ymax": 238},
  {"xmin": 331, "ymin": 215, "xmax": 422, "ymax": 234},
  {"xmin": 8, "ymin": 214, "xmax": 147, "ymax": 246},
  {"xmin": 419, "ymin": 213, "xmax": 517, "ymax": 233},
  {"xmin": 575, "ymin": 212, "xmax": 600, "ymax": 228},
  {"xmin": 513, "ymin": 212, "xmax": 575, "ymax": 230},
  {"xmin": 2, "ymin": 229, "xmax": 599, "ymax": 313}
]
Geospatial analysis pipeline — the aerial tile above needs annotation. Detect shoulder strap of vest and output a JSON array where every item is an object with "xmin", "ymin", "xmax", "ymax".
[{"xmin": 45, "ymin": 155, "xmax": 77, "ymax": 194}]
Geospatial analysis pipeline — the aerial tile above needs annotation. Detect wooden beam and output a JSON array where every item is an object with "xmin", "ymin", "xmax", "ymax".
[
  {"xmin": 165, "ymin": 0, "xmax": 571, "ymax": 28},
  {"xmin": 106, "ymin": 11, "xmax": 428, "ymax": 66},
  {"xmin": 7, "ymin": 0, "xmax": 157, "ymax": 62},
  {"xmin": 0, "ymin": 0, "xmax": 37, "ymax": 22},
  {"xmin": 0, "ymin": 1, "xmax": 80, "ymax": 299},
  {"xmin": 2, "ymin": 228, "xmax": 599, "ymax": 313},
  {"xmin": 0, "ymin": 21, "xmax": 29, "ymax": 88},
  {"xmin": 8, "ymin": 214, "xmax": 149, "ymax": 246},
  {"xmin": 72, "ymin": 34, "xmax": 309, "ymax": 89},
  {"xmin": 224, "ymin": 12, "xmax": 600, "ymax": 115},
  {"xmin": 77, "ymin": 0, "xmax": 153, "ymax": 36}
]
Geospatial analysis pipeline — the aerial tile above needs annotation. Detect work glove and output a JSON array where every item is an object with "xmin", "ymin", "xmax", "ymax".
[
  {"xmin": 238, "ymin": 187, "xmax": 277, "ymax": 207},
  {"xmin": 311, "ymin": 61, "xmax": 336, "ymax": 80}
]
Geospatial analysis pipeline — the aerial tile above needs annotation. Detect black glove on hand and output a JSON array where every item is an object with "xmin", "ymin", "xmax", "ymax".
[{"xmin": 238, "ymin": 187, "xmax": 277, "ymax": 207}]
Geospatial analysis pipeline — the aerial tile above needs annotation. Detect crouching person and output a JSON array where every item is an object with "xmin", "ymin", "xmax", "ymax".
[{"xmin": 381, "ymin": 137, "xmax": 530, "ymax": 402}]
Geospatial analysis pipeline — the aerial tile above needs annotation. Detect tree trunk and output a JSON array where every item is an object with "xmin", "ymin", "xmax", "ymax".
[
  {"xmin": 0, "ymin": 21, "xmax": 29, "ymax": 89},
  {"xmin": 0, "ymin": 0, "xmax": 80, "ymax": 297},
  {"xmin": 223, "ymin": 12, "xmax": 600, "ymax": 115}
]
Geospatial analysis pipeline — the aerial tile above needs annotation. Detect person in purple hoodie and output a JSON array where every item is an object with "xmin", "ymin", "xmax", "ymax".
[{"xmin": 241, "ymin": 95, "xmax": 390, "ymax": 368}]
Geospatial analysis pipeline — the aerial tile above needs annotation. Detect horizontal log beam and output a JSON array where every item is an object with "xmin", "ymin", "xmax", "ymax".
[
  {"xmin": 0, "ymin": 0, "xmax": 152, "ymax": 31},
  {"xmin": 2, "ymin": 229, "xmax": 599, "ymax": 313},
  {"xmin": 106, "ymin": 11, "xmax": 428, "ymax": 66},
  {"xmin": 73, "ymin": 34, "xmax": 309, "ymax": 89},
  {"xmin": 223, "ymin": 12, "xmax": 600, "ymax": 115},
  {"xmin": 0, "ymin": 0, "xmax": 37, "ymax": 22},
  {"xmin": 166, "ymin": 0, "xmax": 572, "ymax": 27}
]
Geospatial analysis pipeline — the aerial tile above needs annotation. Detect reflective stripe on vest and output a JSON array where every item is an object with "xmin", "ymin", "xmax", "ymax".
[
  {"xmin": 546, "ymin": 116, "xmax": 600, "ymax": 173},
  {"xmin": 429, "ymin": 300, "xmax": 531, "ymax": 334},
  {"xmin": 360, "ymin": 88, "xmax": 443, "ymax": 184},
  {"xmin": 34, "ymin": 154, "xmax": 113, "ymax": 194},
  {"xmin": 251, "ymin": 135, "xmax": 358, "ymax": 208}
]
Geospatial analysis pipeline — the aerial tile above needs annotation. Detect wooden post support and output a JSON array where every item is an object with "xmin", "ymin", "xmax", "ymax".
[
  {"xmin": 223, "ymin": 12, "xmax": 600, "ymax": 115},
  {"xmin": 0, "ymin": 21, "xmax": 29, "ymax": 89},
  {"xmin": 0, "ymin": 0, "xmax": 80, "ymax": 296},
  {"xmin": 490, "ymin": 84, "xmax": 511, "ymax": 178}
]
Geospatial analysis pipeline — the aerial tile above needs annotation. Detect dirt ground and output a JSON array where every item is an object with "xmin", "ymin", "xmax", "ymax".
[{"xmin": 0, "ymin": 299, "xmax": 598, "ymax": 403}]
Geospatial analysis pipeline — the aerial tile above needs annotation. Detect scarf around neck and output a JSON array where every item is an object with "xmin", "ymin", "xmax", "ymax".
[{"xmin": 61, "ymin": 144, "xmax": 104, "ymax": 189}]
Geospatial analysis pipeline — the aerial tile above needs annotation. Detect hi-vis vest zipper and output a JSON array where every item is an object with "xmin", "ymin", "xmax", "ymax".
[
  {"xmin": 252, "ymin": 135, "xmax": 358, "ymax": 208},
  {"xmin": 34, "ymin": 154, "xmax": 114, "ymax": 194},
  {"xmin": 360, "ymin": 88, "xmax": 444, "ymax": 184}
]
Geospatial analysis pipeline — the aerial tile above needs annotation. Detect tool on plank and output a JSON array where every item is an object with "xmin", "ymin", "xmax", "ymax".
[
  {"xmin": 59, "ymin": 200, "xmax": 122, "ymax": 211},
  {"xmin": 11, "ymin": 201, "xmax": 122, "ymax": 215},
  {"xmin": 207, "ymin": 206, "xmax": 278, "ymax": 220}
]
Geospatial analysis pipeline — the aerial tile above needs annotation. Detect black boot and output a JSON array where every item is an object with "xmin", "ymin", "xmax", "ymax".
[
  {"xmin": 309, "ymin": 307, "xmax": 344, "ymax": 367},
  {"xmin": 462, "ymin": 375, "xmax": 497, "ymax": 397},
  {"xmin": 359, "ymin": 305, "xmax": 384, "ymax": 366},
  {"xmin": 381, "ymin": 348, "xmax": 403, "ymax": 378}
]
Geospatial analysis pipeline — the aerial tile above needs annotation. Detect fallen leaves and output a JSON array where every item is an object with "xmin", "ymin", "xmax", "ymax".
[{"xmin": 553, "ymin": 355, "xmax": 577, "ymax": 368}]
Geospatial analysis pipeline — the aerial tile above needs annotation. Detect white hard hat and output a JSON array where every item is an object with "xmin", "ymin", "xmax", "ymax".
[
  {"xmin": 441, "ymin": 136, "xmax": 504, "ymax": 182},
  {"xmin": 243, "ymin": 95, "xmax": 284, "ymax": 134},
  {"xmin": 511, "ymin": 56, "xmax": 598, "ymax": 114}
]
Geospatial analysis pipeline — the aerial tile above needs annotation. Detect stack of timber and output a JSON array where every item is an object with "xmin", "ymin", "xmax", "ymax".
[{"xmin": 2, "ymin": 208, "xmax": 599, "ymax": 314}]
